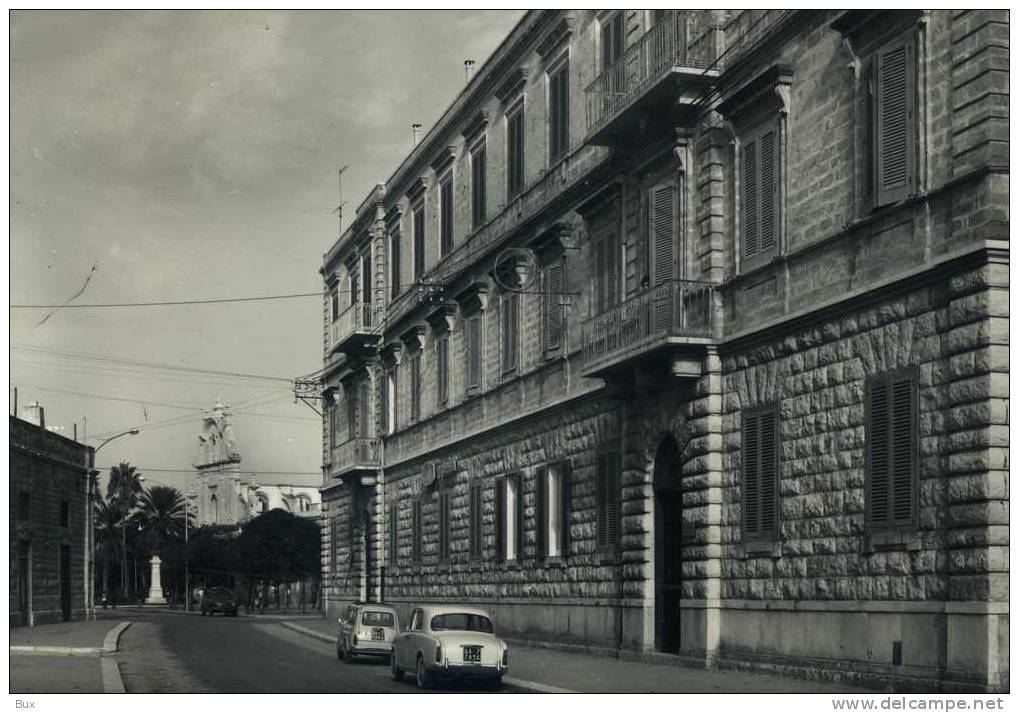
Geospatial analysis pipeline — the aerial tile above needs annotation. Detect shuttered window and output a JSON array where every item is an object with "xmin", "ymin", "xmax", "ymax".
[
  {"xmin": 469, "ymin": 483, "xmax": 483, "ymax": 560},
  {"xmin": 361, "ymin": 252, "xmax": 372, "ymax": 305},
  {"xmin": 330, "ymin": 286, "xmax": 339, "ymax": 322},
  {"xmin": 866, "ymin": 368, "xmax": 918, "ymax": 528},
  {"xmin": 548, "ymin": 59, "xmax": 570, "ymax": 163},
  {"xmin": 411, "ymin": 499, "xmax": 423, "ymax": 563},
  {"xmin": 345, "ymin": 383, "xmax": 356, "ymax": 440},
  {"xmin": 388, "ymin": 505, "xmax": 398, "ymax": 564},
  {"xmin": 439, "ymin": 174, "xmax": 453, "ymax": 257},
  {"xmin": 438, "ymin": 490, "xmax": 451, "ymax": 562},
  {"xmin": 536, "ymin": 462, "xmax": 572, "ymax": 559},
  {"xmin": 741, "ymin": 122, "xmax": 779, "ymax": 269},
  {"xmin": 543, "ymin": 261, "xmax": 565, "ymax": 354},
  {"xmin": 381, "ymin": 369, "xmax": 391, "ymax": 435},
  {"xmin": 495, "ymin": 474, "xmax": 523, "ymax": 562},
  {"xmin": 349, "ymin": 269, "xmax": 359, "ymax": 309},
  {"xmin": 593, "ymin": 217, "xmax": 620, "ymax": 315},
  {"xmin": 471, "ymin": 140, "xmax": 487, "ymax": 229},
  {"xmin": 356, "ymin": 380, "xmax": 370, "ymax": 437},
  {"xmin": 412, "ymin": 203, "xmax": 425, "ymax": 282},
  {"xmin": 650, "ymin": 181, "xmax": 676, "ymax": 286},
  {"xmin": 329, "ymin": 518, "xmax": 339, "ymax": 572},
  {"xmin": 501, "ymin": 293, "xmax": 519, "ymax": 375},
  {"xmin": 465, "ymin": 315, "xmax": 483, "ymax": 392},
  {"xmin": 328, "ymin": 402, "xmax": 338, "ymax": 450},
  {"xmin": 506, "ymin": 105, "xmax": 525, "ymax": 199},
  {"xmin": 601, "ymin": 12, "xmax": 624, "ymax": 71},
  {"xmin": 390, "ymin": 230, "xmax": 401, "ymax": 299},
  {"xmin": 596, "ymin": 450, "xmax": 620, "ymax": 552},
  {"xmin": 871, "ymin": 32, "xmax": 917, "ymax": 208},
  {"xmin": 408, "ymin": 351, "xmax": 421, "ymax": 422},
  {"xmin": 742, "ymin": 407, "xmax": 780, "ymax": 540},
  {"xmin": 436, "ymin": 334, "xmax": 449, "ymax": 406}
]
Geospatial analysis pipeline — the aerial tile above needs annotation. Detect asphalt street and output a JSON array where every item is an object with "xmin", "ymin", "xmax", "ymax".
[{"xmin": 112, "ymin": 611, "xmax": 511, "ymax": 694}]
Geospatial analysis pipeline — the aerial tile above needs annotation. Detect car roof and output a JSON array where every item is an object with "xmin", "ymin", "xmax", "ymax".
[
  {"xmin": 418, "ymin": 605, "xmax": 492, "ymax": 619},
  {"xmin": 354, "ymin": 603, "xmax": 398, "ymax": 613}
]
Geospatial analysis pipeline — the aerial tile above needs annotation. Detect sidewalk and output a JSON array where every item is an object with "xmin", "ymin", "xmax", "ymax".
[
  {"xmin": 104, "ymin": 605, "xmax": 322, "ymax": 620},
  {"xmin": 281, "ymin": 617, "xmax": 869, "ymax": 693},
  {"xmin": 9, "ymin": 618, "xmax": 130, "ymax": 694}
]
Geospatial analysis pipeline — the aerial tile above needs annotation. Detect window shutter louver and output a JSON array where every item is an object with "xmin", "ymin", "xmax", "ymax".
[
  {"xmin": 515, "ymin": 473, "xmax": 525, "ymax": 559},
  {"xmin": 867, "ymin": 380, "xmax": 890, "ymax": 524},
  {"xmin": 346, "ymin": 384, "xmax": 356, "ymax": 440},
  {"xmin": 437, "ymin": 336, "xmax": 448, "ymax": 405},
  {"xmin": 742, "ymin": 138, "xmax": 759, "ymax": 261},
  {"xmin": 759, "ymin": 129, "xmax": 777, "ymax": 255},
  {"xmin": 390, "ymin": 231, "xmax": 401, "ymax": 299},
  {"xmin": 606, "ymin": 231, "xmax": 618, "ymax": 308},
  {"xmin": 651, "ymin": 184, "xmax": 675, "ymax": 287},
  {"xmin": 466, "ymin": 316, "xmax": 482, "ymax": 390},
  {"xmin": 891, "ymin": 376, "xmax": 915, "ymax": 524},
  {"xmin": 502, "ymin": 294, "xmax": 518, "ymax": 373},
  {"xmin": 875, "ymin": 35, "xmax": 915, "ymax": 206},
  {"xmin": 469, "ymin": 484, "xmax": 482, "ymax": 559},
  {"xmin": 594, "ymin": 240, "xmax": 607, "ymax": 313},
  {"xmin": 412, "ymin": 500, "xmax": 422, "ymax": 562},
  {"xmin": 413, "ymin": 207, "xmax": 425, "ymax": 281},
  {"xmin": 388, "ymin": 505, "xmax": 398, "ymax": 564},
  {"xmin": 495, "ymin": 479, "xmax": 506, "ymax": 562},
  {"xmin": 440, "ymin": 177, "xmax": 453, "ymax": 256},
  {"xmin": 439, "ymin": 491, "xmax": 450, "ymax": 561},
  {"xmin": 596, "ymin": 454, "xmax": 607, "ymax": 550},
  {"xmin": 560, "ymin": 461, "xmax": 572, "ymax": 556},
  {"xmin": 743, "ymin": 414, "xmax": 760, "ymax": 535},
  {"xmin": 536, "ymin": 469, "xmax": 547, "ymax": 558},
  {"xmin": 544, "ymin": 263, "xmax": 564, "ymax": 352},
  {"xmin": 759, "ymin": 411, "xmax": 778, "ymax": 536},
  {"xmin": 606, "ymin": 452, "xmax": 619, "ymax": 550}
]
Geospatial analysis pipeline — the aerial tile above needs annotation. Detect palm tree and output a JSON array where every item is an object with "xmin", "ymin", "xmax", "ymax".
[
  {"xmin": 94, "ymin": 493, "xmax": 123, "ymax": 607},
  {"xmin": 134, "ymin": 485, "xmax": 191, "ymax": 552},
  {"xmin": 107, "ymin": 463, "xmax": 143, "ymax": 601}
]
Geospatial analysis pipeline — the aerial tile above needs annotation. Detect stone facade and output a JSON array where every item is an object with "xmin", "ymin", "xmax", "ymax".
[
  {"xmin": 317, "ymin": 10, "xmax": 1008, "ymax": 692},
  {"xmin": 9, "ymin": 415, "xmax": 94, "ymax": 626}
]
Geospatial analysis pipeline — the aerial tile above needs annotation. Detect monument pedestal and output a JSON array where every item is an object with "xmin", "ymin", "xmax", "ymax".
[{"xmin": 144, "ymin": 555, "xmax": 167, "ymax": 605}]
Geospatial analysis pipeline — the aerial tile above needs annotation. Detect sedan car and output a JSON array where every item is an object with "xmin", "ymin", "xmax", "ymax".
[
  {"xmin": 201, "ymin": 587, "xmax": 238, "ymax": 617},
  {"xmin": 390, "ymin": 605, "xmax": 508, "ymax": 689},
  {"xmin": 337, "ymin": 603, "xmax": 401, "ymax": 662}
]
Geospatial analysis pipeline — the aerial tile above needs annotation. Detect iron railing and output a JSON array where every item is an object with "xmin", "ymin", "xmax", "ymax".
[
  {"xmin": 331, "ymin": 437, "xmax": 379, "ymax": 475},
  {"xmin": 329, "ymin": 302, "xmax": 379, "ymax": 352},
  {"xmin": 585, "ymin": 10, "xmax": 722, "ymax": 134},
  {"xmin": 721, "ymin": 9, "xmax": 795, "ymax": 70},
  {"xmin": 581, "ymin": 279, "xmax": 718, "ymax": 372}
]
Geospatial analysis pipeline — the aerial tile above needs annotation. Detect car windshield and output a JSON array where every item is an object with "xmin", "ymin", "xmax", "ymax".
[
  {"xmin": 362, "ymin": 611, "xmax": 395, "ymax": 627},
  {"xmin": 430, "ymin": 613, "xmax": 494, "ymax": 633}
]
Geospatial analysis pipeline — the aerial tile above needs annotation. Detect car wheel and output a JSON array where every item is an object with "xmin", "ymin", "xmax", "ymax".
[
  {"xmin": 390, "ymin": 651, "xmax": 403, "ymax": 681},
  {"xmin": 415, "ymin": 655, "xmax": 432, "ymax": 690}
]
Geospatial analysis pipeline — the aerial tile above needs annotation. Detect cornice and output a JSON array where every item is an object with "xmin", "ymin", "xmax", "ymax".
[
  {"xmin": 430, "ymin": 146, "xmax": 458, "ymax": 175},
  {"xmin": 454, "ymin": 279, "xmax": 491, "ymax": 315},
  {"xmin": 717, "ymin": 64, "xmax": 795, "ymax": 120},
  {"xmin": 536, "ymin": 13, "xmax": 576, "ymax": 60},
  {"xmin": 461, "ymin": 109, "xmax": 491, "ymax": 144},
  {"xmin": 495, "ymin": 67, "xmax": 530, "ymax": 105},
  {"xmin": 425, "ymin": 302, "xmax": 458, "ymax": 334},
  {"xmin": 399, "ymin": 324, "xmax": 427, "ymax": 351}
]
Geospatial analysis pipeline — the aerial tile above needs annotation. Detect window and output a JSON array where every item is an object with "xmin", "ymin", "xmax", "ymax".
[
  {"xmin": 465, "ymin": 315, "xmax": 483, "ymax": 392},
  {"xmin": 469, "ymin": 483, "xmax": 483, "ymax": 560},
  {"xmin": 330, "ymin": 518, "xmax": 339, "ymax": 572},
  {"xmin": 438, "ymin": 489, "xmax": 451, "ymax": 562},
  {"xmin": 742, "ymin": 406, "xmax": 780, "ymax": 541},
  {"xmin": 348, "ymin": 268, "xmax": 359, "ymax": 309},
  {"xmin": 356, "ymin": 380, "xmax": 369, "ymax": 438},
  {"xmin": 382, "ymin": 367, "xmax": 396, "ymax": 435},
  {"xmin": 543, "ymin": 261, "xmax": 565, "ymax": 354},
  {"xmin": 409, "ymin": 351, "xmax": 421, "ymax": 422},
  {"xmin": 60, "ymin": 500, "xmax": 69, "ymax": 528},
  {"xmin": 436, "ymin": 333, "xmax": 450, "ymax": 406},
  {"xmin": 592, "ymin": 215, "xmax": 620, "ymax": 314},
  {"xmin": 439, "ymin": 173, "xmax": 453, "ymax": 256},
  {"xmin": 411, "ymin": 500, "xmax": 423, "ymax": 563},
  {"xmin": 601, "ymin": 12, "xmax": 625, "ymax": 71},
  {"xmin": 596, "ymin": 449, "xmax": 620, "ymax": 552},
  {"xmin": 501, "ymin": 293, "xmax": 519, "ymax": 375},
  {"xmin": 330, "ymin": 285, "xmax": 340, "ymax": 322},
  {"xmin": 388, "ymin": 504, "xmax": 398, "ymax": 564},
  {"xmin": 18, "ymin": 491, "xmax": 29, "ymax": 522},
  {"xmin": 495, "ymin": 474, "xmax": 523, "ymax": 563},
  {"xmin": 362, "ymin": 611, "xmax": 395, "ymax": 627},
  {"xmin": 346, "ymin": 383, "xmax": 357, "ymax": 440},
  {"xmin": 410, "ymin": 609, "xmax": 423, "ymax": 630},
  {"xmin": 413, "ymin": 202, "xmax": 426, "ymax": 281},
  {"xmin": 649, "ymin": 180, "xmax": 677, "ymax": 286},
  {"xmin": 470, "ymin": 139, "xmax": 487, "ymax": 229},
  {"xmin": 536, "ymin": 463, "xmax": 571, "ymax": 558},
  {"xmin": 867, "ymin": 31, "xmax": 917, "ymax": 209},
  {"xmin": 506, "ymin": 103, "xmax": 525, "ymax": 199},
  {"xmin": 431, "ymin": 613, "xmax": 494, "ymax": 633},
  {"xmin": 361, "ymin": 251, "xmax": 372, "ymax": 305},
  {"xmin": 866, "ymin": 367, "xmax": 918, "ymax": 529},
  {"xmin": 328, "ymin": 402, "xmax": 337, "ymax": 449},
  {"xmin": 548, "ymin": 59, "xmax": 570, "ymax": 163},
  {"xmin": 741, "ymin": 120, "xmax": 780, "ymax": 270},
  {"xmin": 390, "ymin": 230, "xmax": 402, "ymax": 299}
]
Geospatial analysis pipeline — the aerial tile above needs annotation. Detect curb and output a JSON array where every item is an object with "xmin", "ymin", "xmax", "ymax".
[
  {"xmin": 102, "ymin": 621, "xmax": 133, "ymax": 654},
  {"xmin": 278, "ymin": 621, "xmax": 577, "ymax": 693},
  {"xmin": 9, "ymin": 645, "xmax": 101, "ymax": 656},
  {"xmin": 101, "ymin": 657, "xmax": 126, "ymax": 693}
]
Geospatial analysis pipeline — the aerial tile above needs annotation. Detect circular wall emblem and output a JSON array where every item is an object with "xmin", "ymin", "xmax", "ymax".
[{"xmin": 492, "ymin": 247, "xmax": 537, "ymax": 292}]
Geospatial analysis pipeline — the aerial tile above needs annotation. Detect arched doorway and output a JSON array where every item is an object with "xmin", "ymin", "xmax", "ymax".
[{"xmin": 653, "ymin": 435, "xmax": 683, "ymax": 654}]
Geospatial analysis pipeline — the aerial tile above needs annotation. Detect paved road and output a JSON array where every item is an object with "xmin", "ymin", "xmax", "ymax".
[{"xmin": 113, "ymin": 611, "xmax": 508, "ymax": 694}]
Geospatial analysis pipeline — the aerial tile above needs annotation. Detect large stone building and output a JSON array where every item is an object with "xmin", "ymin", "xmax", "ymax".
[
  {"xmin": 193, "ymin": 401, "xmax": 320, "ymax": 527},
  {"xmin": 317, "ymin": 10, "xmax": 1008, "ymax": 691},
  {"xmin": 10, "ymin": 407, "xmax": 95, "ymax": 625}
]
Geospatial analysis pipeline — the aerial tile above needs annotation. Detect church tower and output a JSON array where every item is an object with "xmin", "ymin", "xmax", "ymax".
[{"xmin": 193, "ymin": 401, "xmax": 248, "ymax": 527}]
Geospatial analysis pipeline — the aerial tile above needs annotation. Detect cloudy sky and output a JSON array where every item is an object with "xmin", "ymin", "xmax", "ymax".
[{"xmin": 10, "ymin": 10, "xmax": 523, "ymax": 493}]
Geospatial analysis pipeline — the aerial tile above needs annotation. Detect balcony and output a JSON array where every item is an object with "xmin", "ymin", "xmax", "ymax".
[
  {"xmin": 329, "ymin": 437, "xmax": 380, "ymax": 483},
  {"xmin": 581, "ymin": 279, "xmax": 718, "ymax": 380},
  {"xmin": 328, "ymin": 302, "xmax": 381, "ymax": 355},
  {"xmin": 585, "ymin": 11, "xmax": 722, "ymax": 145}
]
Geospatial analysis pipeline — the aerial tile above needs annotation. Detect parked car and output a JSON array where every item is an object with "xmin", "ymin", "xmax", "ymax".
[
  {"xmin": 390, "ymin": 605, "xmax": 508, "ymax": 689},
  {"xmin": 201, "ymin": 587, "xmax": 239, "ymax": 617},
  {"xmin": 337, "ymin": 602, "xmax": 401, "ymax": 662}
]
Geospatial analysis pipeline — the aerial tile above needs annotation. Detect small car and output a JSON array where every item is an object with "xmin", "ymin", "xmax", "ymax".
[
  {"xmin": 390, "ymin": 605, "xmax": 508, "ymax": 689},
  {"xmin": 337, "ymin": 602, "xmax": 401, "ymax": 662},
  {"xmin": 201, "ymin": 587, "xmax": 239, "ymax": 617}
]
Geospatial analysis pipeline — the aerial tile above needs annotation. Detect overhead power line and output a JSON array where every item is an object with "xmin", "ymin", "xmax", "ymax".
[{"xmin": 11, "ymin": 292, "xmax": 321, "ymax": 308}]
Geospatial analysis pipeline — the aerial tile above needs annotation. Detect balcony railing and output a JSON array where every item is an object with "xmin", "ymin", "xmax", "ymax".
[
  {"xmin": 581, "ymin": 279, "xmax": 718, "ymax": 374},
  {"xmin": 328, "ymin": 302, "xmax": 380, "ymax": 353},
  {"xmin": 330, "ymin": 437, "xmax": 379, "ymax": 476},
  {"xmin": 721, "ymin": 9, "xmax": 795, "ymax": 70},
  {"xmin": 585, "ymin": 11, "xmax": 722, "ymax": 136}
]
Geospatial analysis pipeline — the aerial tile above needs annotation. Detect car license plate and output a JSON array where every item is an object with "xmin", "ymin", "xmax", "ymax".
[
  {"xmin": 372, "ymin": 627, "xmax": 385, "ymax": 641},
  {"xmin": 463, "ymin": 646, "xmax": 481, "ymax": 663}
]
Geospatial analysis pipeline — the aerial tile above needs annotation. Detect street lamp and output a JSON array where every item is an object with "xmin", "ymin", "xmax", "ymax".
[{"xmin": 184, "ymin": 491, "xmax": 197, "ymax": 612}]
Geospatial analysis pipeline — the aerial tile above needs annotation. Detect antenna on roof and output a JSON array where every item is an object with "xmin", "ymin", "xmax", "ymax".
[{"xmin": 331, "ymin": 165, "xmax": 349, "ymax": 235}]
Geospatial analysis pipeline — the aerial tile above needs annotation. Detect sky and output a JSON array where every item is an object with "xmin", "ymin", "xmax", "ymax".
[{"xmin": 9, "ymin": 10, "xmax": 524, "ymax": 494}]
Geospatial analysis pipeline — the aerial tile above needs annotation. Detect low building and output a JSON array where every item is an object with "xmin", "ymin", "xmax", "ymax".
[{"xmin": 10, "ymin": 408, "xmax": 95, "ymax": 626}]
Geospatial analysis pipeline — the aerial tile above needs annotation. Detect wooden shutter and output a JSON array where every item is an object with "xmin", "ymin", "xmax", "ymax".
[
  {"xmin": 390, "ymin": 231, "xmax": 401, "ymax": 299},
  {"xmin": 650, "ymin": 182, "xmax": 675, "ymax": 287},
  {"xmin": 470, "ymin": 484, "xmax": 482, "ymax": 559},
  {"xmin": 742, "ymin": 137, "xmax": 759, "ymax": 262},
  {"xmin": 388, "ymin": 505, "xmax": 398, "ymax": 564},
  {"xmin": 743, "ymin": 413, "xmax": 760, "ymax": 535},
  {"xmin": 346, "ymin": 384, "xmax": 356, "ymax": 440},
  {"xmin": 362, "ymin": 252, "xmax": 372, "ymax": 305},
  {"xmin": 495, "ymin": 478, "xmax": 506, "ymax": 562},
  {"xmin": 502, "ymin": 294, "xmax": 518, "ymax": 373},
  {"xmin": 890, "ymin": 375, "xmax": 915, "ymax": 524},
  {"xmin": 550, "ymin": 62, "xmax": 569, "ymax": 162},
  {"xmin": 439, "ymin": 491, "xmax": 449, "ymax": 561},
  {"xmin": 594, "ymin": 239, "xmax": 607, "ymax": 314},
  {"xmin": 472, "ymin": 143, "xmax": 487, "ymax": 228},
  {"xmin": 437, "ymin": 336, "xmax": 448, "ymax": 405},
  {"xmin": 867, "ymin": 379, "xmax": 890, "ymax": 524},
  {"xmin": 535, "ymin": 468, "xmax": 547, "ymax": 558},
  {"xmin": 466, "ymin": 316, "xmax": 482, "ymax": 390},
  {"xmin": 544, "ymin": 263, "xmax": 564, "ymax": 353},
  {"xmin": 514, "ymin": 473, "xmax": 525, "ymax": 559},
  {"xmin": 874, "ymin": 34, "xmax": 916, "ymax": 207},
  {"xmin": 413, "ymin": 206, "xmax": 425, "ymax": 280},
  {"xmin": 759, "ymin": 410, "xmax": 778, "ymax": 536},
  {"xmin": 410, "ymin": 353, "xmax": 420, "ymax": 421},
  {"xmin": 560, "ymin": 461, "xmax": 572, "ymax": 556},
  {"xmin": 508, "ymin": 109, "xmax": 524, "ymax": 198},
  {"xmin": 440, "ymin": 177, "xmax": 453, "ymax": 255},
  {"xmin": 597, "ymin": 451, "xmax": 619, "ymax": 551},
  {"xmin": 758, "ymin": 128, "xmax": 778, "ymax": 256},
  {"xmin": 349, "ymin": 269, "xmax": 359, "ymax": 307},
  {"xmin": 867, "ymin": 370, "xmax": 917, "ymax": 527},
  {"xmin": 412, "ymin": 500, "xmax": 422, "ymax": 562},
  {"xmin": 358, "ymin": 380, "xmax": 369, "ymax": 437}
]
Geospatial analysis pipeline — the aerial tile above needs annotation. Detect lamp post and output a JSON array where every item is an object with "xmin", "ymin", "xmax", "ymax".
[
  {"xmin": 90, "ymin": 428, "xmax": 139, "ymax": 613},
  {"xmin": 184, "ymin": 491, "xmax": 196, "ymax": 612}
]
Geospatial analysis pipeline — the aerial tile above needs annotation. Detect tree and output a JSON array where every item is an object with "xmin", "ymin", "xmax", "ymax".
[
  {"xmin": 238, "ymin": 509, "xmax": 320, "ymax": 612},
  {"xmin": 134, "ymin": 485, "xmax": 191, "ymax": 553},
  {"xmin": 107, "ymin": 463, "xmax": 144, "ymax": 601},
  {"xmin": 94, "ymin": 493, "xmax": 123, "ymax": 606}
]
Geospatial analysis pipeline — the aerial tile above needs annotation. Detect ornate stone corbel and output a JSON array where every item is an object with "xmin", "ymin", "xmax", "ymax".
[
  {"xmin": 426, "ymin": 302, "xmax": 458, "ymax": 335},
  {"xmin": 399, "ymin": 325, "xmax": 427, "ymax": 352}
]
